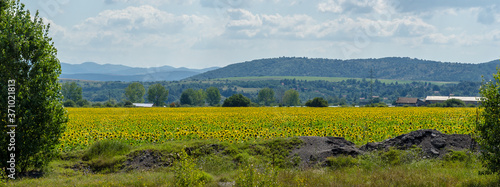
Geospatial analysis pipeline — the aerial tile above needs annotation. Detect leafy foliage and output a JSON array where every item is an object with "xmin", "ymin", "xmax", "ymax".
[
  {"xmin": 258, "ymin": 88, "xmax": 275, "ymax": 106},
  {"xmin": 147, "ymin": 83, "xmax": 168, "ymax": 106},
  {"xmin": 205, "ymin": 87, "xmax": 221, "ymax": 106},
  {"xmin": 0, "ymin": 0, "xmax": 67, "ymax": 175},
  {"xmin": 222, "ymin": 94, "xmax": 251, "ymax": 107},
  {"xmin": 62, "ymin": 82, "xmax": 82, "ymax": 102},
  {"xmin": 283, "ymin": 89, "xmax": 300, "ymax": 106},
  {"xmin": 124, "ymin": 82, "xmax": 145, "ymax": 103},
  {"xmin": 305, "ymin": 97, "xmax": 328, "ymax": 107},
  {"xmin": 476, "ymin": 68, "xmax": 500, "ymax": 174},
  {"xmin": 180, "ymin": 88, "xmax": 206, "ymax": 106}
]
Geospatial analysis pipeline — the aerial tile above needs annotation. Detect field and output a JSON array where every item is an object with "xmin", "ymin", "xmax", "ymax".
[
  {"xmin": 8, "ymin": 107, "xmax": 500, "ymax": 186},
  {"xmin": 60, "ymin": 107, "xmax": 477, "ymax": 152}
]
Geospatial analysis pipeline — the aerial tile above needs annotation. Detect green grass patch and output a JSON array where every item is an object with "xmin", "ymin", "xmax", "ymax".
[{"xmin": 6, "ymin": 138, "xmax": 500, "ymax": 186}]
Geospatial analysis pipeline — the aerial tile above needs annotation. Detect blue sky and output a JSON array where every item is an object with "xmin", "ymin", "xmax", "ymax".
[{"xmin": 24, "ymin": 0, "xmax": 500, "ymax": 68}]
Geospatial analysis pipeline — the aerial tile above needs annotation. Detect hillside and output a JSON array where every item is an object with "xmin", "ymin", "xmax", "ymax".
[
  {"xmin": 60, "ymin": 62, "xmax": 219, "ymax": 81},
  {"xmin": 188, "ymin": 57, "xmax": 500, "ymax": 82}
]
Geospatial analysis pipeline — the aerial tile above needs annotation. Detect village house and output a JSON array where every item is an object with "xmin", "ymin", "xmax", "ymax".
[{"xmin": 395, "ymin": 97, "xmax": 426, "ymax": 107}]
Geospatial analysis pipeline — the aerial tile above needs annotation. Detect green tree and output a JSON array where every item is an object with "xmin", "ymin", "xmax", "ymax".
[
  {"xmin": 147, "ymin": 83, "xmax": 168, "ymax": 107},
  {"xmin": 206, "ymin": 87, "xmax": 221, "ymax": 106},
  {"xmin": 258, "ymin": 88, "xmax": 275, "ymax": 106},
  {"xmin": 0, "ymin": 0, "xmax": 67, "ymax": 177},
  {"xmin": 61, "ymin": 82, "xmax": 82, "ymax": 102},
  {"xmin": 444, "ymin": 98, "xmax": 465, "ymax": 107},
  {"xmin": 477, "ymin": 69, "xmax": 500, "ymax": 174},
  {"xmin": 180, "ymin": 89, "xmax": 195, "ymax": 106},
  {"xmin": 193, "ymin": 89, "xmax": 207, "ymax": 106},
  {"xmin": 222, "ymin": 94, "xmax": 251, "ymax": 107},
  {"xmin": 305, "ymin": 97, "xmax": 328, "ymax": 107},
  {"xmin": 124, "ymin": 82, "xmax": 145, "ymax": 103},
  {"xmin": 282, "ymin": 89, "xmax": 300, "ymax": 106}
]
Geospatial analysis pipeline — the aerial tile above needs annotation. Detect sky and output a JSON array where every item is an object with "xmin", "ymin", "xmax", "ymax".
[{"xmin": 23, "ymin": 0, "xmax": 500, "ymax": 68}]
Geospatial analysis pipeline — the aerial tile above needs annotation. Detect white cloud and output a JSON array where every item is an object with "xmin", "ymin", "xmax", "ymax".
[
  {"xmin": 61, "ymin": 5, "xmax": 216, "ymax": 49},
  {"xmin": 104, "ymin": 0, "xmax": 194, "ymax": 6}
]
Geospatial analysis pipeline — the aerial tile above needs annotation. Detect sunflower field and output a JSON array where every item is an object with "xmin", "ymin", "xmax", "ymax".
[{"xmin": 59, "ymin": 107, "xmax": 477, "ymax": 152}]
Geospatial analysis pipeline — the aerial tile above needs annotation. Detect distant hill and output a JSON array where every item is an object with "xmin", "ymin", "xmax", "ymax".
[
  {"xmin": 187, "ymin": 57, "xmax": 500, "ymax": 82},
  {"xmin": 60, "ymin": 62, "xmax": 219, "ymax": 81}
]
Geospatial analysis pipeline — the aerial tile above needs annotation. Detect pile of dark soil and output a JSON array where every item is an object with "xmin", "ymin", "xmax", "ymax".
[{"xmin": 292, "ymin": 129, "xmax": 477, "ymax": 165}]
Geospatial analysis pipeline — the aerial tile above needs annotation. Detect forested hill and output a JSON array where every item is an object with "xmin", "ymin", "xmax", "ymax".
[{"xmin": 188, "ymin": 57, "xmax": 499, "ymax": 82}]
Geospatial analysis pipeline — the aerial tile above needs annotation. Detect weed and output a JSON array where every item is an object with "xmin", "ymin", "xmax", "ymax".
[
  {"xmin": 82, "ymin": 140, "xmax": 130, "ymax": 161},
  {"xmin": 173, "ymin": 149, "xmax": 213, "ymax": 187},
  {"xmin": 326, "ymin": 155, "xmax": 358, "ymax": 169}
]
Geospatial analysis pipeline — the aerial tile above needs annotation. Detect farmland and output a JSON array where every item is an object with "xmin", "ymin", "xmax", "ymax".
[{"xmin": 60, "ymin": 107, "xmax": 477, "ymax": 152}]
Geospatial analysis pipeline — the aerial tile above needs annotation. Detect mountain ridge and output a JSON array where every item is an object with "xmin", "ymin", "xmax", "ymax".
[
  {"xmin": 187, "ymin": 57, "xmax": 499, "ymax": 82},
  {"xmin": 60, "ymin": 62, "xmax": 219, "ymax": 81}
]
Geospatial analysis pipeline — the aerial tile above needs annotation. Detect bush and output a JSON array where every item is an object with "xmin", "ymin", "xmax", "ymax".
[
  {"xmin": 82, "ymin": 140, "xmax": 130, "ymax": 161},
  {"xmin": 63, "ymin": 100, "xmax": 77, "ymax": 107},
  {"xmin": 124, "ymin": 100, "xmax": 134, "ymax": 107},
  {"xmin": 222, "ymin": 94, "xmax": 251, "ymax": 107},
  {"xmin": 444, "ymin": 150, "xmax": 467, "ymax": 162},
  {"xmin": 174, "ymin": 149, "xmax": 213, "ymax": 187},
  {"xmin": 326, "ymin": 155, "xmax": 358, "ymax": 169},
  {"xmin": 92, "ymin": 102, "xmax": 102, "ymax": 107},
  {"xmin": 76, "ymin": 99, "xmax": 90, "ymax": 107},
  {"xmin": 381, "ymin": 148, "xmax": 401, "ymax": 166},
  {"xmin": 305, "ymin": 97, "xmax": 328, "ymax": 107},
  {"xmin": 444, "ymin": 98, "xmax": 465, "ymax": 107},
  {"xmin": 477, "ymin": 69, "xmax": 500, "ymax": 174}
]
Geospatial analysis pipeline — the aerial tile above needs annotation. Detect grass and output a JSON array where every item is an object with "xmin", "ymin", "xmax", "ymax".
[
  {"xmin": 4, "ymin": 139, "xmax": 499, "ymax": 186},
  {"xmin": 216, "ymin": 76, "xmax": 458, "ymax": 85}
]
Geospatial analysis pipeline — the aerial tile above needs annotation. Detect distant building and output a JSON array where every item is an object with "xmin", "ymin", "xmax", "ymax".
[
  {"xmin": 395, "ymin": 97, "xmax": 425, "ymax": 107},
  {"xmin": 425, "ymin": 96, "xmax": 483, "ymax": 105},
  {"xmin": 132, "ymin": 103, "xmax": 154, "ymax": 107}
]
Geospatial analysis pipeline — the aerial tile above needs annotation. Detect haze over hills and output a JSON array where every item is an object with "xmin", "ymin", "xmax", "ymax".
[
  {"xmin": 188, "ymin": 57, "xmax": 500, "ymax": 82},
  {"xmin": 60, "ymin": 62, "xmax": 219, "ymax": 82}
]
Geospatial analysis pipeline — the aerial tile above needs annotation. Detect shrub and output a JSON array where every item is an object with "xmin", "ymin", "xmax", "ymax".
[
  {"xmin": 325, "ymin": 155, "xmax": 358, "ymax": 169},
  {"xmin": 444, "ymin": 150, "xmax": 467, "ymax": 162},
  {"xmin": 82, "ymin": 140, "xmax": 130, "ymax": 161},
  {"xmin": 235, "ymin": 163, "xmax": 279, "ymax": 187},
  {"xmin": 76, "ymin": 99, "xmax": 90, "ymax": 107},
  {"xmin": 381, "ymin": 148, "xmax": 401, "ymax": 166},
  {"xmin": 63, "ymin": 100, "xmax": 76, "ymax": 107},
  {"xmin": 174, "ymin": 149, "xmax": 213, "ymax": 187},
  {"xmin": 305, "ymin": 97, "xmax": 328, "ymax": 107},
  {"xmin": 477, "ymin": 68, "xmax": 500, "ymax": 174},
  {"xmin": 222, "ymin": 94, "xmax": 251, "ymax": 107}
]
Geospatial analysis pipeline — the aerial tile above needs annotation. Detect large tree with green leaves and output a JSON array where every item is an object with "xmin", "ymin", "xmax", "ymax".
[
  {"xmin": 0, "ymin": 0, "xmax": 67, "ymax": 177},
  {"xmin": 477, "ymin": 68, "xmax": 500, "ymax": 174},
  {"xmin": 125, "ymin": 82, "xmax": 145, "ymax": 103},
  {"xmin": 282, "ymin": 89, "xmax": 300, "ymax": 106},
  {"xmin": 61, "ymin": 82, "xmax": 82, "ymax": 102},
  {"xmin": 258, "ymin": 88, "xmax": 275, "ymax": 106},
  {"xmin": 147, "ymin": 83, "xmax": 168, "ymax": 106},
  {"xmin": 222, "ymin": 94, "xmax": 251, "ymax": 107},
  {"xmin": 180, "ymin": 88, "xmax": 195, "ymax": 106},
  {"xmin": 206, "ymin": 87, "xmax": 221, "ymax": 106}
]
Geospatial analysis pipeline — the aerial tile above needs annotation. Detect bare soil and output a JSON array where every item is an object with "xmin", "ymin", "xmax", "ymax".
[{"xmin": 292, "ymin": 129, "xmax": 477, "ymax": 166}]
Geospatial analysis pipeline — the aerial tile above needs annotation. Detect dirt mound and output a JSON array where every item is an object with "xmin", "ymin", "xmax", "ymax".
[
  {"xmin": 291, "ymin": 136, "xmax": 362, "ymax": 165},
  {"xmin": 360, "ymin": 129, "xmax": 477, "ymax": 157},
  {"xmin": 292, "ymin": 129, "xmax": 476, "ymax": 166},
  {"xmin": 123, "ymin": 150, "xmax": 177, "ymax": 171}
]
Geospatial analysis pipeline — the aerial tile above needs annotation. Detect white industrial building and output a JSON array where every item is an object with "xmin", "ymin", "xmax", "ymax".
[{"xmin": 425, "ymin": 96, "xmax": 483, "ymax": 105}]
